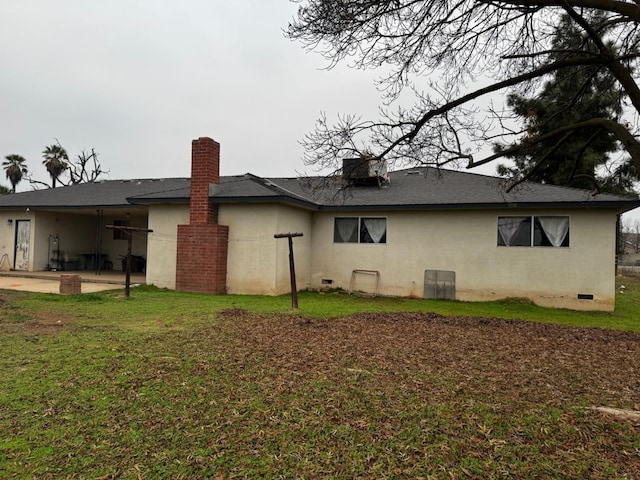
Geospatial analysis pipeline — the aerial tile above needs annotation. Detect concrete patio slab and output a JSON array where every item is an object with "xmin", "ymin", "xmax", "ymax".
[{"xmin": 0, "ymin": 271, "xmax": 145, "ymax": 294}]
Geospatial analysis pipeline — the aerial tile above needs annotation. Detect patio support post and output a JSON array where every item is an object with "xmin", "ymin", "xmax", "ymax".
[
  {"xmin": 95, "ymin": 209, "xmax": 103, "ymax": 275},
  {"xmin": 125, "ymin": 229, "xmax": 132, "ymax": 297}
]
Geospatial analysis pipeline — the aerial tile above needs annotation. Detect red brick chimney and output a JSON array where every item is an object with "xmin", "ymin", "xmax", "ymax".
[
  {"xmin": 190, "ymin": 137, "xmax": 220, "ymax": 225},
  {"xmin": 175, "ymin": 136, "xmax": 229, "ymax": 294}
]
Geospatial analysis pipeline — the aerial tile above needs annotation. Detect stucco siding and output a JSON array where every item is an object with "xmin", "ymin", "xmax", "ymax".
[
  {"xmin": 32, "ymin": 212, "xmax": 98, "ymax": 271},
  {"xmin": 220, "ymin": 204, "xmax": 312, "ymax": 295},
  {"xmin": 273, "ymin": 205, "xmax": 312, "ymax": 293},
  {"xmin": 310, "ymin": 208, "xmax": 618, "ymax": 311},
  {"xmin": 147, "ymin": 204, "xmax": 190, "ymax": 289}
]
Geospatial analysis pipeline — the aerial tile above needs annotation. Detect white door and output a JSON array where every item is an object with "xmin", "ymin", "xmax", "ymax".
[{"xmin": 14, "ymin": 220, "xmax": 31, "ymax": 271}]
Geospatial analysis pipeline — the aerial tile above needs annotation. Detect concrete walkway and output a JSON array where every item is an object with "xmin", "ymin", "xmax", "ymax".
[{"xmin": 0, "ymin": 270, "xmax": 146, "ymax": 294}]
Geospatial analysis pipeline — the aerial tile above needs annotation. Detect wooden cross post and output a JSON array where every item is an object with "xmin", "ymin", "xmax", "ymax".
[
  {"xmin": 274, "ymin": 232, "xmax": 303, "ymax": 309},
  {"xmin": 106, "ymin": 225, "xmax": 153, "ymax": 298}
]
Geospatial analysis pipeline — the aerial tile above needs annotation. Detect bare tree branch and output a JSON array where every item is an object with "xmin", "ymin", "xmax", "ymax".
[
  {"xmin": 288, "ymin": 1, "xmax": 640, "ymax": 186},
  {"xmin": 470, "ymin": 117, "xmax": 640, "ymax": 167}
]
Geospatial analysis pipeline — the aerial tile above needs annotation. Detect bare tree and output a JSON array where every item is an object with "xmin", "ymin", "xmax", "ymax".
[
  {"xmin": 66, "ymin": 148, "xmax": 104, "ymax": 185},
  {"xmin": 287, "ymin": 1, "xmax": 640, "ymax": 180},
  {"xmin": 623, "ymin": 219, "xmax": 640, "ymax": 254},
  {"xmin": 28, "ymin": 145, "xmax": 106, "ymax": 189}
]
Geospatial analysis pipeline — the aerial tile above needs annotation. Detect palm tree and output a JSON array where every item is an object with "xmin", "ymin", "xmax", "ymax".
[
  {"xmin": 2, "ymin": 154, "xmax": 28, "ymax": 193},
  {"xmin": 42, "ymin": 144, "xmax": 68, "ymax": 187}
]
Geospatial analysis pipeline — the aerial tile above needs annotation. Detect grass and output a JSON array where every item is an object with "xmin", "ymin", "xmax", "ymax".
[
  {"xmin": 1, "ymin": 276, "xmax": 640, "ymax": 478},
  {"xmin": 9, "ymin": 272, "xmax": 640, "ymax": 329}
]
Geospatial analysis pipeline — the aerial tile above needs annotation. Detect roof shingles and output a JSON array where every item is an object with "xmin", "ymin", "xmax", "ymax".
[{"xmin": 0, "ymin": 168, "xmax": 637, "ymax": 212}]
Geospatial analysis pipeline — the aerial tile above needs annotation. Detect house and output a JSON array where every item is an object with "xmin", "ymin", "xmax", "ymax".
[{"xmin": 0, "ymin": 136, "xmax": 637, "ymax": 311}]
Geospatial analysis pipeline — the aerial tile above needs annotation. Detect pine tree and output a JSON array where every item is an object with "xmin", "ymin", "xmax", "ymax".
[{"xmin": 496, "ymin": 14, "xmax": 636, "ymax": 194}]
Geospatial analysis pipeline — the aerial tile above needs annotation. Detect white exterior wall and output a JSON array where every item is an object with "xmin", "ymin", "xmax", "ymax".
[
  {"xmin": 32, "ymin": 212, "xmax": 98, "ymax": 270},
  {"xmin": 310, "ymin": 208, "xmax": 618, "ymax": 311},
  {"xmin": 146, "ymin": 204, "xmax": 190, "ymax": 289},
  {"xmin": 220, "ymin": 203, "xmax": 312, "ymax": 295},
  {"xmin": 146, "ymin": 203, "xmax": 312, "ymax": 294},
  {"xmin": 131, "ymin": 202, "xmax": 621, "ymax": 311}
]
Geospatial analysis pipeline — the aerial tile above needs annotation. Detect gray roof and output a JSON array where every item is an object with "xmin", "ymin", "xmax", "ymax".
[
  {"xmin": 0, "ymin": 178, "xmax": 189, "ymax": 210},
  {"xmin": 0, "ymin": 167, "xmax": 638, "ymax": 212},
  {"xmin": 131, "ymin": 167, "xmax": 640, "ymax": 212}
]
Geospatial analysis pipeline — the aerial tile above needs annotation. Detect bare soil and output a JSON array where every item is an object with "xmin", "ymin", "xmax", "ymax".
[{"xmin": 219, "ymin": 309, "xmax": 640, "ymax": 417}]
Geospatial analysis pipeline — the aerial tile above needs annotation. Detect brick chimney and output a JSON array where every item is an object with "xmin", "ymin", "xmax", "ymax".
[
  {"xmin": 189, "ymin": 137, "xmax": 220, "ymax": 225},
  {"xmin": 175, "ymin": 136, "xmax": 229, "ymax": 294}
]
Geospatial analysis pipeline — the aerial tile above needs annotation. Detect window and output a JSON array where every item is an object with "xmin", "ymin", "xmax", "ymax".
[
  {"xmin": 334, "ymin": 217, "xmax": 387, "ymax": 243},
  {"xmin": 113, "ymin": 220, "xmax": 130, "ymax": 240},
  {"xmin": 534, "ymin": 216, "xmax": 570, "ymax": 247},
  {"xmin": 497, "ymin": 216, "xmax": 531, "ymax": 246},
  {"xmin": 498, "ymin": 216, "xmax": 569, "ymax": 247}
]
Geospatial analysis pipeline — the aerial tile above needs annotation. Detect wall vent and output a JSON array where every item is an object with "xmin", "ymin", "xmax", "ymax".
[{"xmin": 577, "ymin": 293, "xmax": 594, "ymax": 300}]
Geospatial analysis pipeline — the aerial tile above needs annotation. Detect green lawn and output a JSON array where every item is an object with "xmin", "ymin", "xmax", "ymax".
[{"xmin": 1, "ymin": 277, "xmax": 639, "ymax": 478}]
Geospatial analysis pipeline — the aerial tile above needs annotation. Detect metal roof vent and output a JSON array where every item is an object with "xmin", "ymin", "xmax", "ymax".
[{"xmin": 342, "ymin": 155, "xmax": 388, "ymax": 186}]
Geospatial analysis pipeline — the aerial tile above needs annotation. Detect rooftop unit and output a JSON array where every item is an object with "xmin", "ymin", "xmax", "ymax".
[{"xmin": 342, "ymin": 157, "xmax": 388, "ymax": 186}]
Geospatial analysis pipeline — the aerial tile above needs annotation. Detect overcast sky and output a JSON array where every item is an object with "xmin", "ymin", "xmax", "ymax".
[
  {"xmin": 1, "ymin": 2, "xmax": 639, "ymax": 221},
  {"xmin": 0, "ymin": 0, "xmax": 395, "ymax": 187}
]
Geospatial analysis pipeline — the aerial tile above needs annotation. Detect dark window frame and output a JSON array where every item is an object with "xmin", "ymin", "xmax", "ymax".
[
  {"xmin": 334, "ymin": 217, "xmax": 387, "ymax": 244},
  {"xmin": 497, "ymin": 215, "xmax": 570, "ymax": 248}
]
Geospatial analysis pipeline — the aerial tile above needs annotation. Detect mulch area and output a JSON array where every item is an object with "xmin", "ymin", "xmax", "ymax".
[{"xmin": 218, "ymin": 309, "xmax": 640, "ymax": 414}]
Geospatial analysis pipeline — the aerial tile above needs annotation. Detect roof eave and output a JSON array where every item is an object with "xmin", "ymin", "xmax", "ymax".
[
  {"xmin": 315, "ymin": 200, "xmax": 640, "ymax": 212},
  {"xmin": 0, "ymin": 204, "xmax": 148, "ymax": 211},
  {"xmin": 127, "ymin": 195, "xmax": 319, "ymax": 211},
  {"xmin": 212, "ymin": 195, "xmax": 318, "ymax": 210}
]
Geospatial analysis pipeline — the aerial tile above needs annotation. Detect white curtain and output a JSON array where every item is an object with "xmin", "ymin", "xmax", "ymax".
[
  {"xmin": 336, "ymin": 218, "xmax": 358, "ymax": 242},
  {"xmin": 498, "ymin": 217, "xmax": 527, "ymax": 246},
  {"xmin": 363, "ymin": 218, "xmax": 386, "ymax": 243},
  {"xmin": 538, "ymin": 216, "xmax": 569, "ymax": 247}
]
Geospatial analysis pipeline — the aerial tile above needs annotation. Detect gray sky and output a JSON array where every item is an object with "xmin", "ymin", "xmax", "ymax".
[
  {"xmin": 0, "ymin": 1, "xmax": 390, "ymax": 187},
  {"xmin": 1, "ymin": 1, "xmax": 638, "ymax": 222}
]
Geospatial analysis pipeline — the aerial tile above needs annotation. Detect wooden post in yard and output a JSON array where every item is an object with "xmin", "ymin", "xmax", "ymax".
[{"xmin": 274, "ymin": 232, "xmax": 303, "ymax": 309}]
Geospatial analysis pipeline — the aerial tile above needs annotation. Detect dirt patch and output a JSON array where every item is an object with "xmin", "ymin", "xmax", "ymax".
[
  {"xmin": 22, "ymin": 311, "xmax": 74, "ymax": 334},
  {"xmin": 0, "ymin": 306, "xmax": 75, "ymax": 335},
  {"xmin": 217, "ymin": 310, "xmax": 640, "ymax": 412}
]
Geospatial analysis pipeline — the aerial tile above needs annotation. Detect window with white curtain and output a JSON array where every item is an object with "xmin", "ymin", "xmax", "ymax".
[
  {"xmin": 334, "ymin": 218, "xmax": 359, "ymax": 243},
  {"xmin": 497, "ymin": 216, "xmax": 531, "ymax": 246},
  {"xmin": 334, "ymin": 217, "xmax": 387, "ymax": 244},
  {"xmin": 534, "ymin": 216, "xmax": 570, "ymax": 247},
  {"xmin": 497, "ymin": 216, "xmax": 569, "ymax": 247}
]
